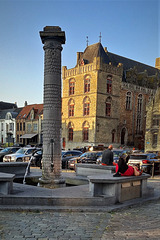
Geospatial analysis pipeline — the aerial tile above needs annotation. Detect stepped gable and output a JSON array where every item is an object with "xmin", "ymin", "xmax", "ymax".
[{"xmin": 0, "ymin": 101, "xmax": 17, "ymax": 110}]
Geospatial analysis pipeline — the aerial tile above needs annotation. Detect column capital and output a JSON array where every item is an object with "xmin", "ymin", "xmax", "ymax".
[{"xmin": 40, "ymin": 26, "xmax": 66, "ymax": 44}]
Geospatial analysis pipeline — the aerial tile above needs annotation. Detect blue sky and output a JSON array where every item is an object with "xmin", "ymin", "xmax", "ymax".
[{"xmin": 0, "ymin": 0, "xmax": 159, "ymax": 107}]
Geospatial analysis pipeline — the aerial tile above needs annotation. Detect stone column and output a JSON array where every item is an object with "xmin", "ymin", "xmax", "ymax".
[{"xmin": 39, "ymin": 26, "xmax": 65, "ymax": 186}]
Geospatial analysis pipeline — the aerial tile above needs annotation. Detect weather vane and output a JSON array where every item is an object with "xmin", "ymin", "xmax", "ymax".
[
  {"xmin": 99, "ymin": 32, "xmax": 102, "ymax": 43},
  {"xmin": 86, "ymin": 36, "xmax": 89, "ymax": 47}
]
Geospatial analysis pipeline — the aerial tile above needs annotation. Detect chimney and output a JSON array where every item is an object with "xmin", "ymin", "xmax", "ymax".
[
  {"xmin": 155, "ymin": 57, "xmax": 160, "ymax": 70},
  {"xmin": 77, "ymin": 52, "xmax": 83, "ymax": 65},
  {"xmin": 24, "ymin": 101, "xmax": 28, "ymax": 106}
]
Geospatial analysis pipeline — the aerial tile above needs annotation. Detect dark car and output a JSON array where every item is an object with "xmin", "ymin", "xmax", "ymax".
[
  {"xmin": 30, "ymin": 149, "xmax": 42, "ymax": 167},
  {"xmin": 68, "ymin": 151, "xmax": 103, "ymax": 170},
  {"xmin": 96, "ymin": 148, "xmax": 129, "ymax": 164},
  {"xmin": 128, "ymin": 152, "xmax": 157, "ymax": 174},
  {"xmin": 0, "ymin": 147, "xmax": 20, "ymax": 162},
  {"xmin": 62, "ymin": 150, "xmax": 82, "ymax": 169}
]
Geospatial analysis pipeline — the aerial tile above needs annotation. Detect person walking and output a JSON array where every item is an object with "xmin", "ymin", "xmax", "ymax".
[{"xmin": 101, "ymin": 145, "xmax": 114, "ymax": 166}]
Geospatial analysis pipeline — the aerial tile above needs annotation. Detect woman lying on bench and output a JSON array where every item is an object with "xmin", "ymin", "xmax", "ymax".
[{"xmin": 113, "ymin": 155, "xmax": 142, "ymax": 177}]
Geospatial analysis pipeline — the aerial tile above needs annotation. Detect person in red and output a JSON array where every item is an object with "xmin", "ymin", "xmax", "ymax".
[{"xmin": 113, "ymin": 155, "xmax": 134, "ymax": 177}]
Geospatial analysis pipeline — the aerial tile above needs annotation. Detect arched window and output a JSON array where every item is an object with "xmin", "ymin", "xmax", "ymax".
[
  {"xmin": 69, "ymin": 78, "xmax": 75, "ymax": 95},
  {"xmin": 68, "ymin": 99, "xmax": 75, "ymax": 117},
  {"xmin": 107, "ymin": 75, "xmax": 112, "ymax": 93},
  {"xmin": 106, "ymin": 97, "xmax": 112, "ymax": 116},
  {"xmin": 136, "ymin": 94, "xmax": 143, "ymax": 133},
  {"xmin": 83, "ymin": 97, "xmax": 90, "ymax": 116},
  {"xmin": 68, "ymin": 122, "xmax": 74, "ymax": 141},
  {"xmin": 84, "ymin": 75, "xmax": 90, "ymax": 93},
  {"xmin": 82, "ymin": 121, "xmax": 90, "ymax": 141},
  {"xmin": 126, "ymin": 91, "xmax": 132, "ymax": 110}
]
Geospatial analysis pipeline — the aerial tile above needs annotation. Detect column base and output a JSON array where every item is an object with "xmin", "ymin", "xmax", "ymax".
[{"xmin": 38, "ymin": 177, "xmax": 66, "ymax": 189}]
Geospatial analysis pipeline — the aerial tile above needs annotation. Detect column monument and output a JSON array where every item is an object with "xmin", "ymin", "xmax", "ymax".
[{"xmin": 39, "ymin": 26, "xmax": 65, "ymax": 186}]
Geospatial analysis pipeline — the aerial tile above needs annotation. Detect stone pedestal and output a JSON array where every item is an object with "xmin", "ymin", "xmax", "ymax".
[{"xmin": 39, "ymin": 26, "xmax": 65, "ymax": 186}]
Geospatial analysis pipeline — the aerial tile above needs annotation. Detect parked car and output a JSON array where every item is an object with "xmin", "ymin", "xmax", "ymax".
[
  {"xmin": 0, "ymin": 147, "xmax": 20, "ymax": 162},
  {"xmin": 3, "ymin": 147, "xmax": 38, "ymax": 162},
  {"xmin": 128, "ymin": 152, "xmax": 157, "ymax": 174},
  {"xmin": 96, "ymin": 148, "xmax": 129, "ymax": 164},
  {"xmin": 62, "ymin": 150, "xmax": 82, "ymax": 169},
  {"xmin": 68, "ymin": 151, "xmax": 103, "ymax": 170},
  {"xmin": 30, "ymin": 149, "xmax": 42, "ymax": 167}
]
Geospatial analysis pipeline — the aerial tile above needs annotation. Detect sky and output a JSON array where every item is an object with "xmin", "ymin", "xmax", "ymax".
[{"xmin": 0, "ymin": 0, "xmax": 159, "ymax": 107}]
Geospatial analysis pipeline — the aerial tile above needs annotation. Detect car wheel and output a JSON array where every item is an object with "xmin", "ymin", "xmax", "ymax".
[{"xmin": 16, "ymin": 158, "xmax": 22, "ymax": 162}]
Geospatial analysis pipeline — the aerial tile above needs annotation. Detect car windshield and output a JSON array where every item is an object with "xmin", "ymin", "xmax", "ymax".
[
  {"xmin": 62, "ymin": 151, "xmax": 66, "ymax": 156},
  {"xmin": 113, "ymin": 150, "xmax": 124, "ymax": 157},
  {"xmin": 0, "ymin": 148, "xmax": 10, "ymax": 153},
  {"xmin": 96, "ymin": 152, "xmax": 102, "ymax": 157},
  {"xmin": 80, "ymin": 152, "xmax": 97, "ymax": 158},
  {"xmin": 16, "ymin": 148, "xmax": 27, "ymax": 154}
]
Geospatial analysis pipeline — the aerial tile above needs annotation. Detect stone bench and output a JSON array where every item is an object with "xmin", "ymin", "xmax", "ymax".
[
  {"xmin": 76, "ymin": 164, "xmax": 115, "ymax": 177},
  {"xmin": 88, "ymin": 173, "xmax": 151, "ymax": 204},
  {"xmin": 0, "ymin": 162, "xmax": 30, "ymax": 178},
  {"xmin": 0, "ymin": 172, "xmax": 15, "ymax": 195}
]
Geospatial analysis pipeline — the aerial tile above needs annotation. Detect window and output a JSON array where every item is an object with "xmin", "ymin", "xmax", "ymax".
[
  {"xmin": 107, "ymin": 75, "xmax": 112, "ymax": 93},
  {"xmin": 68, "ymin": 122, "xmax": 74, "ymax": 141},
  {"xmin": 68, "ymin": 99, "xmax": 74, "ymax": 117},
  {"xmin": 83, "ymin": 97, "xmax": 90, "ymax": 116},
  {"xmin": 17, "ymin": 135, "xmax": 19, "ymax": 143},
  {"xmin": 112, "ymin": 129, "xmax": 116, "ymax": 143},
  {"xmin": 106, "ymin": 97, "xmax": 112, "ymax": 116},
  {"xmin": 1, "ymin": 123, "xmax": 3, "ymax": 131},
  {"xmin": 9, "ymin": 123, "xmax": 14, "ymax": 131},
  {"xmin": 136, "ymin": 94, "xmax": 143, "ymax": 133},
  {"xmin": 83, "ymin": 121, "xmax": 89, "ymax": 141},
  {"xmin": 33, "ymin": 123, "xmax": 38, "ymax": 132},
  {"xmin": 152, "ymin": 116, "xmax": 159, "ymax": 126},
  {"xmin": 27, "ymin": 124, "xmax": 31, "ymax": 133},
  {"xmin": 126, "ymin": 92, "xmax": 132, "ymax": 110},
  {"xmin": 153, "ymin": 133, "xmax": 158, "ymax": 147},
  {"xmin": 69, "ymin": 79, "xmax": 75, "ymax": 95},
  {"xmin": 17, "ymin": 123, "xmax": 19, "ymax": 131},
  {"xmin": 6, "ymin": 113, "xmax": 11, "ymax": 120},
  {"xmin": 84, "ymin": 75, "xmax": 90, "ymax": 93},
  {"xmin": 20, "ymin": 123, "xmax": 22, "ymax": 131},
  {"xmin": 23, "ymin": 122, "xmax": 25, "ymax": 131}
]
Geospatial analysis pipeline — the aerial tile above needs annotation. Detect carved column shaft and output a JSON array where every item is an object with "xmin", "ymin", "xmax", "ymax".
[{"xmin": 40, "ymin": 26, "xmax": 65, "ymax": 183}]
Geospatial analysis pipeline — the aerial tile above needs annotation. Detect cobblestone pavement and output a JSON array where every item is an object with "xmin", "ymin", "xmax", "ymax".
[{"xmin": 0, "ymin": 199, "xmax": 160, "ymax": 240}]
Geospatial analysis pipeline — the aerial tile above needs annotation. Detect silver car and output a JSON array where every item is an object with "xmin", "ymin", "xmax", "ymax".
[
  {"xmin": 3, "ymin": 147, "xmax": 37, "ymax": 162},
  {"xmin": 128, "ymin": 153, "xmax": 157, "ymax": 174}
]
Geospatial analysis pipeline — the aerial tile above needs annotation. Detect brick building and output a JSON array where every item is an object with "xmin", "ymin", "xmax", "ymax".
[
  {"xmin": 62, "ymin": 42, "xmax": 160, "ymax": 150},
  {"xmin": 16, "ymin": 104, "xmax": 43, "ymax": 146}
]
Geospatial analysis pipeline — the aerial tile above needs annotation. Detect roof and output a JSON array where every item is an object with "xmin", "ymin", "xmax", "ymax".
[
  {"xmin": 0, "ymin": 101, "xmax": 17, "ymax": 110},
  {"xmin": 16, "ymin": 104, "xmax": 43, "ymax": 120},
  {"xmin": 0, "ymin": 108, "xmax": 23, "ymax": 120},
  {"xmin": 77, "ymin": 42, "xmax": 159, "ymax": 77}
]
